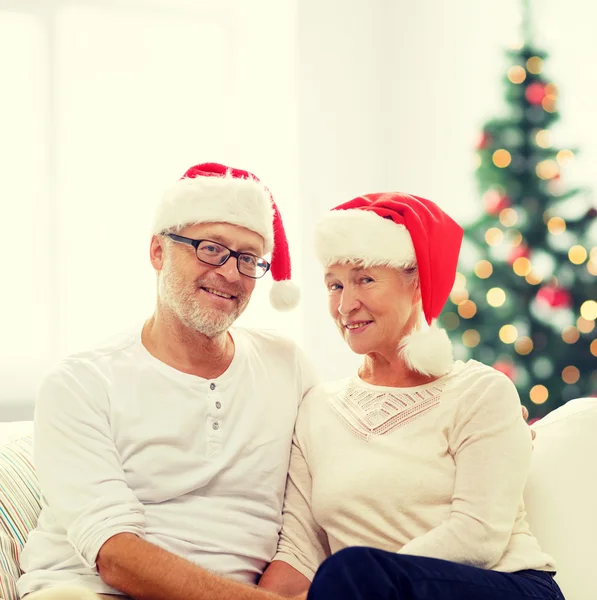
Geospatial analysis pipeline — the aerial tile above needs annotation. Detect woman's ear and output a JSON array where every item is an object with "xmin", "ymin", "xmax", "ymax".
[{"xmin": 412, "ymin": 279, "xmax": 422, "ymax": 304}]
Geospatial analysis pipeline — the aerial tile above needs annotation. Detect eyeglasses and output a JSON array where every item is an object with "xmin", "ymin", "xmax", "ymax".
[{"xmin": 164, "ymin": 233, "xmax": 271, "ymax": 279}]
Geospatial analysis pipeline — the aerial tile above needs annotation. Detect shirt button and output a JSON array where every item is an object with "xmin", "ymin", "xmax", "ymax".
[
  {"xmin": 212, "ymin": 422, "xmax": 220, "ymax": 430},
  {"xmin": 215, "ymin": 401, "xmax": 222, "ymax": 409},
  {"xmin": 210, "ymin": 383, "xmax": 216, "ymax": 390}
]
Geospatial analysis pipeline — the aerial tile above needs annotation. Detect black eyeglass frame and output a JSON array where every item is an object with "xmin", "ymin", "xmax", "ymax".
[{"xmin": 163, "ymin": 233, "xmax": 271, "ymax": 279}]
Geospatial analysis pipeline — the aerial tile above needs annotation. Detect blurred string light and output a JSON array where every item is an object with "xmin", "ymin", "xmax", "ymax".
[
  {"xmin": 561, "ymin": 326, "xmax": 580, "ymax": 344},
  {"xmin": 533, "ymin": 357, "xmax": 553, "ymax": 378},
  {"xmin": 562, "ymin": 365, "xmax": 580, "ymax": 385},
  {"xmin": 580, "ymin": 300, "xmax": 597, "ymax": 320},
  {"xmin": 451, "ymin": 289, "xmax": 468, "ymax": 305},
  {"xmin": 462, "ymin": 329, "xmax": 481, "ymax": 348},
  {"xmin": 536, "ymin": 159, "xmax": 559, "ymax": 180},
  {"xmin": 443, "ymin": 312, "xmax": 460, "ymax": 330},
  {"xmin": 493, "ymin": 149, "xmax": 512, "ymax": 168},
  {"xmin": 510, "ymin": 231, "xmax": 523, "ymax": 247},
  {"xmin": 508, "ymin": 65, "xmax": 527, "ymax": 84},
  {"xmin": 454, "ymin": 272, "xmax": 467, "ymax": 288},
  {"xmin": 499, "ymin": 324, "xmax": 518, "ymax": 344},
  {"xmin": 547, "ymin": 216, "xmax": 566, "ymax": 234},
  {"xmin": 487, "ymin": 287, "xmax": 506, "ymax": 307},
  {"xmin": 525, "ymin": 271, "xmax": 543, "ymax": 285},
  {"xmin": 591, "ymin": 340, "xmax": 597, "ymax": 357},
  {"xmin": 542, "ymin": 83, "xmax": 558, "ymax": 112},
  {"xmin": 530, "ymin": 384, "xmax": 549, "ymax": 404},
  {"xmin": 515, "ymin": 336, "xmax": 533, "ymax": 355},
  {"xmin": 458, "ymin": 300, "xmax": 477, "ymax": 319},
  {"xmin": 526, "ymin": 56, "xmax": 543, "ymax": 74},
  {"xmin": 556, "ymin": 149, "xmax": 575, "ymax": 166},
  {"xmin": 513, "ymin": 257, "xmax": 532, "ymax": 276},
  {"xmin": 485, "ymin": 228, "xmax": 504, "ymax": 245},
  {"xmin": 569, "ymin": 245, "xmax": 588, "ymax": 265},
  {"xmin": 450, "ymin": 273, "xmax": 468, "ymax": 306},
  {"xmin": 499, "ymin": 208, "xmax": 518, "ymax": 227},
  {"xmin": 577, "ymin": 317, "xmax": 595, "ymax": 334},
  {"xmin": 475, "ymin": 260, "xmax": 493, "ymax": 279},
  {"xmin": 535, "ymin": 129, "xmax": 550, "ymax": 147}
]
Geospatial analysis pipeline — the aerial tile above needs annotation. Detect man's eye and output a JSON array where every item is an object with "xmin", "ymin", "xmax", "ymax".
[{"xmin": 201, "ymin": 244, "xmax": 224, "ymax": 254}]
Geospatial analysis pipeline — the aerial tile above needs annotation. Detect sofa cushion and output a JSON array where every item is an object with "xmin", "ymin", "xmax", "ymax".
[
  {"xmin": 1, "ymin": 399, "xmax": 596, "ymax": 600},
  {"xmin": 0, "ymin": 436, "xmax": 40, "ymax": 600},
  {"xmin": 525, "ymin": 397, "xmax": 597, "ymax": 600}
]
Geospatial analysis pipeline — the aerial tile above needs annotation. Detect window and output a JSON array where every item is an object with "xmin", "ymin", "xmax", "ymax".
[{"xmin": 0, "ymin": 0, "xmax": 300, "ymax": 407}]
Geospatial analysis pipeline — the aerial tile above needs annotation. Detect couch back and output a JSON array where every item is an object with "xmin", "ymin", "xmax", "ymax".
[
  {"xmin": 0, "ymin": 421, "xmax": 33, "ymax": 445},
  {"xmin": 1, "ymin": 399, "xmax": 597, "ymax": 600}
]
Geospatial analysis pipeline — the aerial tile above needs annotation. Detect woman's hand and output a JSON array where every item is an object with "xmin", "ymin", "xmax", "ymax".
[{"xmin": 521, "ymin": 405, "xmax": 536, "ymax": 441}]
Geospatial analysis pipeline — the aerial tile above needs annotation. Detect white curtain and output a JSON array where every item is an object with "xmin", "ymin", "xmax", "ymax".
[{"xmin": 0, "ymin": 0, "xmax": 301, "ymax": 407}]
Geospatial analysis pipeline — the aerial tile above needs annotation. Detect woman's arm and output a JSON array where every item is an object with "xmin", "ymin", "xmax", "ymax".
[
  {"xmin": 398, "ymin": 371, "xmax": 532, "ymax": 568},
  {"xmin": 259, "ymin": 561, "xmax": 311, "ymax": 597},
  {"xmin": 259, "ymin": 425, "xmax": 330, "ymax": 595}
]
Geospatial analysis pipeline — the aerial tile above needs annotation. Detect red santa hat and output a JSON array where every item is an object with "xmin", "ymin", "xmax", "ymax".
[
  {"xmin": 315, "ymin": 192, "xmax": 464, "ymax": 376},
  {"xmin": 152, "ymin": 162, "xmax": 299, "ymax": 311}
]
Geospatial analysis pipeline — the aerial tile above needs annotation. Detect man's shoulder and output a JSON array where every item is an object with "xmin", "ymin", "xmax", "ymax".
[{"xmin": 45, "ymin": 327, "xmax": 141, "ymax": 383}]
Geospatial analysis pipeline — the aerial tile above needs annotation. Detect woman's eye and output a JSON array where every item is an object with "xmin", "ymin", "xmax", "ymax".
[
  {"xmin": 360, "ymin": 277, "xmax": 373, "ymax": 284},
  {"xmin": 328, "ymin": 283, "xmax": 342, "ymax": 291}
]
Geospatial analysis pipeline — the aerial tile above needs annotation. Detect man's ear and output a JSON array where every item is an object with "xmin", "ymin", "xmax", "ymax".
[{"xmin": 149, "ymin": 235, "xmax": 166, "ymax": 272}]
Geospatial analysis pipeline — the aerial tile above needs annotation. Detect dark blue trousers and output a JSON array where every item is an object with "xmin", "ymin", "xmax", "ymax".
[{"xmin": 307, "ymin": 547, "xmax": 565, "ymax": 600}]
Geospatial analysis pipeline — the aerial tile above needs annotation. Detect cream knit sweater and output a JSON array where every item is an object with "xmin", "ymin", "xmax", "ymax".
[{"xmin": 274, "ymin": 360, "xmax": 555, "ymax": 579}]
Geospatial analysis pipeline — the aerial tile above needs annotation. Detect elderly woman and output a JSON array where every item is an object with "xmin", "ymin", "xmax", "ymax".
[{"xmin": 259, "ymin": 193, "xmax": 564, "ymax": 600}]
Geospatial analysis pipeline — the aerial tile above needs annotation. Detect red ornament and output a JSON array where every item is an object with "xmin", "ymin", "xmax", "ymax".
[
  {"xmin": 493, "ymin": 361, "xmax": 516, "ymax": 381},
  {"xmin": 508, "ymin": 243, "xmax": 530, "ymax": 265},
  {"xmin": 483, "ymin": 190, "xmax": 511, "ymax": 215},
  {"xmin": 536, "ymin": 285, "xmax": 572, "ymax": 309},
  {"xmin": 525, "ymin": 82, "xmax": 547, "ymax": 105},
  {"xmin": 476, "ymin": 131, "xmax": 492, "ymax": 150}
]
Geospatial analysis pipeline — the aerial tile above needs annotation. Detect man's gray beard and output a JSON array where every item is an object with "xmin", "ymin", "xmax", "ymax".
[{"xmin": 158, "ymin": 260, "xmax": 247, "ymax": 338}]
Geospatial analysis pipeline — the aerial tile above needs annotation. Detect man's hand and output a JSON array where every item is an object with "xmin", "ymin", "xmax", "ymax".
[{"xmin": 522, "ymin": 405, "xmax": 536, "ymax": 441}]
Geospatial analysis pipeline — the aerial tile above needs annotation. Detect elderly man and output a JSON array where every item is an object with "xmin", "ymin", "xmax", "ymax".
[{"xmin": 18, "ymin": 163, "xmax": 315, "ymax": 600}]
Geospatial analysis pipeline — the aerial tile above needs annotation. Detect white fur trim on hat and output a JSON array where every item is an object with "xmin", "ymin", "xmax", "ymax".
[
  {"xmin": 26, "ymin": 586, "xmax": 101, "ymax": 600},
  {"xmin": 399, "ymin": 320, "xmax": 454, "ymax": 377},
  {"xmin": 153, "ymin": 174, "xmax": 275, "ymax": 252},
  {"xmin": 269, "ymin": 279, "xmax": 300, "ymax": 311},
  {"xmin": 315, "ymin": 209, "xmax": 415, "ymax": 267}
]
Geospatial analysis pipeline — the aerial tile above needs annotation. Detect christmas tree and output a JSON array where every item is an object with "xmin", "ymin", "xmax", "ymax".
[{"xmin": 441, "ymin": 0, "xmax": 597, "ymax": 419}]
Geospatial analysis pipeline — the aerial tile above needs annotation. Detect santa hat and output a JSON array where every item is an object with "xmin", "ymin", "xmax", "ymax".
[
  {"xmin": 315, "ymin": 192, "xmax": 464, "ymax": 376},
  {"xmin": 152, "ymin": 162, "xmax": 299, "ymax": 311}
]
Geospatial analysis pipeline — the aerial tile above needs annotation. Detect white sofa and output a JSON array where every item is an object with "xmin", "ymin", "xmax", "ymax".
[{"xmin": 1, "ymin": 398, "xmax": 596, "ymax": 600}]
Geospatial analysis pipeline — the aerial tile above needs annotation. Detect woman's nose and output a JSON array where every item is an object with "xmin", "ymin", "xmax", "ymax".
[{"xmin": 338, "ymin": 288, "xmax": 360, "ymax": 316}]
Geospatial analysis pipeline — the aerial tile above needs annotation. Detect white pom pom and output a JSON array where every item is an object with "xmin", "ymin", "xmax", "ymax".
[
  {"xmin": 27, "ymin": 586, "xmax": 102, "ymax": 600},
  {"xmin": 269, "ymin": 280, "xmax": 300, "ymax": 311},
  {"xmin": 399, "ymin": 320, "xmax": 454, "ymax": 377}
]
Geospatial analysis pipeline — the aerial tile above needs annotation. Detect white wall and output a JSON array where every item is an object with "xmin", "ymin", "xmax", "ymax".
[
  {"xmin": 1, "ymin": 0, "xmax": 596, "ymax": 416},
  {"xmin": 0, "ymin": 0, "xmax": 302, "ymax": 415},
  {"xmin": 298, "ymin": 0, "xmax": 597, "ymax": 380}
]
